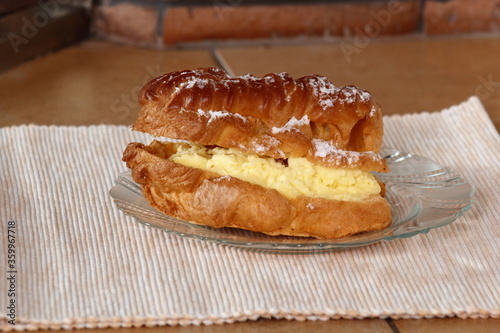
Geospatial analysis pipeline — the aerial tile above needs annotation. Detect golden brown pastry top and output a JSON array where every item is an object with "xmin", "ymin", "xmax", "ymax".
[{"xmin": 133, "ymin": 67, "xmax": 388, "ymax": 172}]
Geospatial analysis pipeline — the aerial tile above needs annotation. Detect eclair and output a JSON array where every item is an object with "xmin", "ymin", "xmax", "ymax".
[{"xmin": 122, "ymin": 67, "xmax": 392, "ymax": 239}]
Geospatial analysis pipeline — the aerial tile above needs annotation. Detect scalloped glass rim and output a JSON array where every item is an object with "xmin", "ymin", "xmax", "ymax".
[{"xmin": 109, "ymin": 147, "xmax": 474, "ymax": 253}]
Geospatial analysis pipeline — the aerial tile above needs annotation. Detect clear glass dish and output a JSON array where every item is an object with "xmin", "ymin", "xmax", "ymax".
[{"xmin": 109, "ymin": 147, "xmax": 474, "ymax": 253}]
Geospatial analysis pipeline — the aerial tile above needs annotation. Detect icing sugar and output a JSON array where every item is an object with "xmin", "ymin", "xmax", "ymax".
[
  {"xmin": 312, "ymin": 138, "xmax": 335, "ymax": 158},
  {"xmin": 274, "ymin": 72, "xmax": 293, "ymax": 102},
  {"xmin": 311, "ymin": 138, "xmax": 360, "ymax": 164},
  {"xmin": 151, "ymin": 136, "xmax": 189, "ymax": 143},
  {"xmin": 261, "ymin": 135, "xmax": 283, "ymax": 148},
  {"xmin": 175, "ymin": 77, "xmax": 209, "ymax": 93},
  {"xmin": 247, "ymin": 143, "xmax": 267, "ymax": 154},
  {"xmin": 307, "ymin": 77, "xmax": 339, "ymax": 109},
  {"xmin": 271, "ymin": 115, "xmax": 310, "ymax": 134},
  {"xmin": 342, "ymin": 88, "xmax": 357, "ymax": 104},
  {"xmin": 239, "ymin": 73, "xmax": 258, "ymax": 81},
  {"xmin": 213, "ymin": 175, "xmax": 232, "ymax": 182},
  {"xmin": 312, "ymin": 138, "xmax": 381, "ymax": 166},
  {"xmin": 241, "ymin": 136, "xmax": 285, "ymax": 158},
  {"xmin": 306, "ymin": 203, "xmax": 315, "ymax": 210},
  {"xmin": 359, "ymin": 89, "xmax": 371, "ymax": 102},
  {"xmin": 344, "ymin": 86, "xmax": 372, "ymax": 105},
  {"xmin": 277, "ymin": 72, "xmax": 290, "ymax": 80},
  {"xmin": 306, "ymin": 76, "xmax": 373, "ymax": 110},
  {"xmin": 196, "ymin": 109, "xmax": 248, "ymax": 125},
  {"xmin": 239, "ymin": 142, "xmax": 269, "ymax": 155}
]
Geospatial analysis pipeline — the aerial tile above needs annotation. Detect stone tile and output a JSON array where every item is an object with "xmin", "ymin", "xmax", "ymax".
[
  {"xmin": 216, "ymin": 37, "xmax": 500, "ymax": 131},
  {"xmin": 0, "ymin": 40, "xmax": 216, "ymax": 126},
  {"xmin": 67, "ymin": 318, "xmax": 394, "ymax": 333},
  {"xmin": 396, "ymin": 318, "xmax": 500, "ymax": 333}
]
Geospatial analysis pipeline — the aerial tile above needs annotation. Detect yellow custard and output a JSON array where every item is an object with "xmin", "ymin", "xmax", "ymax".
[{"xmin": 169, "ymin": 144, "xmax": 381, "ymax": 201}]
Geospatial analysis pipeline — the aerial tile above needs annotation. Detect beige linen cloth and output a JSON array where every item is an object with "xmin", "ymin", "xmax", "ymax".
[{"xmin": 1, "ymin": 96, "xmax": 499, "ymax": 330}]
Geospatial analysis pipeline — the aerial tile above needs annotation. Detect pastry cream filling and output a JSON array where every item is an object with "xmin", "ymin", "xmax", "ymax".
[{"xmin": 169, "ymin": 144, "xmax": 381, "ymax": 202}]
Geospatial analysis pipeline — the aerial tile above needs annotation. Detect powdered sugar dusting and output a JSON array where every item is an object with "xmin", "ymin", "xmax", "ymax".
[
  {"xmin": 306, "ymin": 76, "xmax": 374, "ymax": 110},
  {"xmin": 312, "ymin": 138, "xmax": 381, "ymax": 166},
  {"xmin": 271, "ymin": 115, "xmax": 310, "ymax": 134},
  {"xmin": 245, "ymin": 143, "xmax": 268, "ymax": 154},
  {"xmin": 359, "ymin": 89, "xmax": 371, "ymax": 102},
  {"xmin": 277, "ymin": 72, "xmax": 290, "ymax": 81},
  {"xmin": 343, "ymin": 88, "xmax": 357, "ymax": 104},
  {"xmin": 239, "ymin": 73, "xmax": 258, "ymax": 81},
  {"xmin": 341, "ymin": 86, "xmax": 372, "ymax": 105},
  {"xmin": 277, "ymin": 72, "xmax": 293, "ymax": 102},
  {"xmin": 306, "ymin": 203, "xmax": 315, "ymax": 210},
  {"xmin": 175, "ymin": 77, "xmax": 209, "ymax": 92},
  {"xmin": 240, "ymin": 136, "xmax": 285, "ymax": 158},
  {"xmin": 261, "ymin": 135, "xmax": 283, "ymax": 149},
  {"xmin": 197, "ymin": 109, "xmax": 248, "ymax": 125},
  {"xmin": 213, "ymin": 175, "xmax": 232, "ymax": 182},
  {"xmin": 307, "ymin": 77, "xmax": 339, "ymax": 109},
  {"xmin": 312, "ymin": 139, "xmax": 335, "ymax": 158},
  {"xmin": 312, "ymin": 138, "xmax": 360, "ymax": 164},
  {"xmin": 151, "ymin": 136, "xmax": 190, "ymax": 144}
]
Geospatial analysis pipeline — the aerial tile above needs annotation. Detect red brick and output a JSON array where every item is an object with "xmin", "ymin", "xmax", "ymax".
[
  {"xmin": 162, "ymin": 1, "xmax": 420, "ymax": 45},
  {"xmin": 94, "ymin": 3, "xmax": 159, "ymax": 45},
  {"xmin": 424, "ymin": 0, "xmax": 500, "ymax": 35},
  {"xmin": 340, "ymin": 1, "xmax": 421, "ymax": 36}
]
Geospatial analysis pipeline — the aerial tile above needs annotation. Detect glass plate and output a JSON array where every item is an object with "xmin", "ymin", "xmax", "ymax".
[{"xmin": 109, "ymin": 147, "xmax": 474, "ymax": 253}]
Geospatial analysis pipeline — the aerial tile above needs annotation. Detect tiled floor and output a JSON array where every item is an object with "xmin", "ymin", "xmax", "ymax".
[
  {"xmin": 0, "ymin": 40, "xmax": 217, "ymax": 126},
  {"xmin": 216, "ymin": 37, "xmax": 500, "ymax": 131},
  {"xmin": 1, "ymin": 37, "xmax": 499, "ymax": 131},
  {"xmin": 1, "ymin": 37, "xmax": 499, "ymax": 333},
  {"xmin": 69, "ymin": 318, "xmax": 395, "ymax": 333},
  {"xmin": 395, "ymin": 317, "xmax": 500, "ymax": 333}
]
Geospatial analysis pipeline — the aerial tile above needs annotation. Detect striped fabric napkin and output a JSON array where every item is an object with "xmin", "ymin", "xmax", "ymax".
[{"xmin": 0, "ymin": 96, "xmax": 499, "ymax": 330}]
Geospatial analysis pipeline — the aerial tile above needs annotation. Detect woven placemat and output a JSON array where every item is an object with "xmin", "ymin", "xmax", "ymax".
[{"xmin": 1, "ymin": 96, "xmax": 499, "ymax": 330}]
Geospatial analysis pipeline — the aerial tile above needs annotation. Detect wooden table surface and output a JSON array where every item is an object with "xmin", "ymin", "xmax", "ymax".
[{"xmin": 0, "ymin": 37, "xmax": 499, "ymax": 332}]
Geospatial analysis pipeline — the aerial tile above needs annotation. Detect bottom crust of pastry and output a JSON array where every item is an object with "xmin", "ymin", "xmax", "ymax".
[{"xmin": 122, "ymin": 141, "xmax": 392, "ymax": 239}]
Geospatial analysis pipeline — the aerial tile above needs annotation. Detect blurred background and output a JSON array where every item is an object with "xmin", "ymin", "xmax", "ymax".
[
  {"xmin": 3, "ymin": 0, "xmax": 500, "ymax": 68},
  {"xmin": 1, "ymin": 0, "xmax": 500, "ymax": 128},
  {"xmin": 1, "ymin": 3, "xmax": 500, "ymax": 332}
]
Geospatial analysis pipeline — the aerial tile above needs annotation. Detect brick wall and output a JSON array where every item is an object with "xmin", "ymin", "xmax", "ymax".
[{"xmin": 93, "ymin": 0, "xmax": 500, "ymax": 47}]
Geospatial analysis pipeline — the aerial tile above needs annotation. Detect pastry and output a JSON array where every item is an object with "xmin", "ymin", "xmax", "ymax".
[{"xmin": 123, "ymin": 67, "xmax": 392, "ymax": 239}]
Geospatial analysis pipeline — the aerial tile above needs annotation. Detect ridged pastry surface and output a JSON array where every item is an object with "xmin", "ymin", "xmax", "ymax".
[
  {"xmin": 123, "ymin": 68, "xmax": 393, "ymax": 239},
  {"xmin": 133, "ymin": 67, "xmax": 388, "ymax": 172}
]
